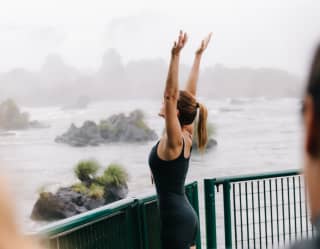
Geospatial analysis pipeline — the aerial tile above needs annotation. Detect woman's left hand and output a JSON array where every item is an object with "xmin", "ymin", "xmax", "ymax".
[{"xmin": 196, "ymin": 32, "xmax": 212, "ymax": 55}]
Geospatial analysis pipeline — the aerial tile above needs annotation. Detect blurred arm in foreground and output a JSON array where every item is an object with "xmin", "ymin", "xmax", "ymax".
[{"xmin": 0, "ymin": 177, "xmax": 42, "ymax": 249}]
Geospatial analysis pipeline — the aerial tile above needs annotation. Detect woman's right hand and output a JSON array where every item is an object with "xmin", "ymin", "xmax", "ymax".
[{"xmin": 171, "ymin": 30, "xmax": 188, "ymax": 56}]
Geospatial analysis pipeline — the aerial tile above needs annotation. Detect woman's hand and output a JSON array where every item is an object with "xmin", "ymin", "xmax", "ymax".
[
  {"xmin": 196, "ymin": 32, "xmax": 212, "ymax": 55},
  {"xmin": 171, "ymin": 30, "xmax": 188, "ymax": 56}
]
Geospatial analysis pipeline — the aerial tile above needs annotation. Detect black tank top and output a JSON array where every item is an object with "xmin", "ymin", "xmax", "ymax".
[{"xmin": 148, "ymin": 139, "xmax": 191, "ymax": 197}]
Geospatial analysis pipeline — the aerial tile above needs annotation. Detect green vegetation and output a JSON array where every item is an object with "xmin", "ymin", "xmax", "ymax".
[
  {"xmin": 39, "ymin": 192, "xmax": 51, "ymax": 199},
  {"xmin": 88, "ymin": 184, "xmax": 105, "ymax": 199},
  {"xmin": 68, "ymin": 160, "xmax": 128, "ymax": 199},
  {"xmin": 74, "ymin": 159, "xmax": 100, "ymax": 183},
  {"xmin": 39, "ymin": 160, "xmax": 128, "ymax": 200},
  {"xmin": 71, "ymin": 182, "xmax": 89, "ymax": 194},
  {"xmin": 37, "ymin": 185, "xmax": 47, "ymax": 195},
  {"xmin": 99, "ymin": 163, "xmax": 129, "ymax": 187}
]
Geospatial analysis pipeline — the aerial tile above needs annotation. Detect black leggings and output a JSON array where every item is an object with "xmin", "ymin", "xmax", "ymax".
[{"xmin": 160, "ymin": 200, "xmax": 198, "ymax": 249}]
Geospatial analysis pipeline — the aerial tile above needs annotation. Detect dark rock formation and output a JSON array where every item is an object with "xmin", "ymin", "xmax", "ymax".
[
  {"xmin": 31, "ymin": 184, "xmax": 128, "ymax": 221},
  {"xmin": 192, "ymin": 138, "xmax": 218, "ymax": 153},
  {"xmin": 55, "ymin": 110, "xmax": 157, "ymax": 146}
]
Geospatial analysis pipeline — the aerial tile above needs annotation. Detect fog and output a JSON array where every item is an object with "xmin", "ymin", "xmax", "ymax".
[{"xmin": 0, "ymin": 0, "xmax": 319, "ymax": 105}]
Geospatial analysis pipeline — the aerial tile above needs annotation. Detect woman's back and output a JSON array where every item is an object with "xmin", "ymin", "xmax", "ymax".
[
  {"xmin": 148, "ymin": 140, "xmax": 198, "ymax": 249},
  {"xmin": 149, "ymin": 139, "xmax": 190, "ymax": 196}
]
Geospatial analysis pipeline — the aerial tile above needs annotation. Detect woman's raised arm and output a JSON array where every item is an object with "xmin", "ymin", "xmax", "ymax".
[
  {"xmin": 185, "ymin": 33, "xmax": 212, "ymax": 96},
  {"xmin": 164, "ymin": 31, "xmax": 188, "ymax": 148}
]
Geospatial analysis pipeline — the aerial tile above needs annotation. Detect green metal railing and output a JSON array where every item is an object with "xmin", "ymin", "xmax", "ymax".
[
  {"xmin": 204, "ymin": 170, "xmax": 314, "ymax": 249},
  {"xmin": 38, "ymin": 181, "xmax": 201, "ymax": 249}
]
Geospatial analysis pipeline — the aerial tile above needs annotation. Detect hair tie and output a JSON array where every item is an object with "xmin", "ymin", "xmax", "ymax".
[{"xmin": 196, "ymin": 102, "xmax": 200, "ymax": 108}]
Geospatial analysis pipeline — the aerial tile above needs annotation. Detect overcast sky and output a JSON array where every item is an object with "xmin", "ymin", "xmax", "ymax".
[{"xmin": 0, "ymin": 0, "xmax": 319, "ymax": 77}]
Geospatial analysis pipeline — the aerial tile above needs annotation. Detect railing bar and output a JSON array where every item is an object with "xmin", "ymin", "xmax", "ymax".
[
  {"xmin": 275, "ymin": 178, "xmax": 280, "ymax": 245},
  {"xmin": 299, "ymin": 176, "xmax": 303, "ymax": 238},
  {"xmin": 287, "ymin": 177, "xmax": 292, "ymax": 243},
  {"xmin": 263, "ymin": 180, "xmax": 268, "ymax": 248},
  {"xmin": 281, "ymin": 178, "xmax": 285, "ymax": 243},
  {"xmin": 251, "ymin": 181, "xmax": 256, "ymax": 249},
  {"xmin": 239, "ymin": 183, "xmax": 244, "ymax": 249},
  {"xmin": 245, "ymin": 182, "xmax": 250, "ymax": 249},
  {"xmin": 214, "ymin": 170, "xmax": 299, "ymax": 185},
  {"xmin": 293, "ymin": 177, "xmax": 297, "ymax": 240},
  {"xmin": 233, "ymin": 184, "xmax": 238, "ymax": 249},
  {"xmin": 258, "ymin": 181, "xmax": 262, "ymax": 248},
  {"xmin": 269, "ymin": 179, "xmax": 274, "ymax": 246}
]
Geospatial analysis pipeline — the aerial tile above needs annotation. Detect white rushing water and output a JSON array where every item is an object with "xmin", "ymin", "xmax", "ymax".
[{"xmin": 0, "ymin": 97, "xmax": 303, "ymax": 233}]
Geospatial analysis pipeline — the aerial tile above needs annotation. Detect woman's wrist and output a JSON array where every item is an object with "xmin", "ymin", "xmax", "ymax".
[
  {"xmin": 171, "ymin": 51, "xmax": 181, "ymax": 58},
  {"xmin": 195, "ymin": 51, "xmax": 203, "ymax": 57}
]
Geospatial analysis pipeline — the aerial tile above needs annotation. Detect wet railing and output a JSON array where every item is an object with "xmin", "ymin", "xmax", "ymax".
[
  {"xmin": 204, "ymin": 170, "xmax": 314, "ymax": 249},
  {"xmin": 38, "ymin": 181, "xmax": 201, "ymax": 249},
  {"xmin": 37, "ymin": 170, "xmax": 314, "ymax": 249}
]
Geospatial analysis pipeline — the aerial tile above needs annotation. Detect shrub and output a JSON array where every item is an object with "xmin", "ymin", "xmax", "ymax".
[
  {"xmin": 88, "ymin": 184, "xmax": 105, "ymax": 199},
  {"xmin": 71, "ymin": 183, "xmax": 88, "ymax": 194},
  {"xmin": 98, "ymin": 163, "xmax": 128, "ymax": 187},
  {"xmin": 74, "ymin": 159, "xmax": 100, "ymax": 183}
]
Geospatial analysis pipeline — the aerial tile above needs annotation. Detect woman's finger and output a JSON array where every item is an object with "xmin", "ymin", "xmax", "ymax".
[{"xmin": 183, "ymin": 32, "xmax": 188, "ymax": 45}]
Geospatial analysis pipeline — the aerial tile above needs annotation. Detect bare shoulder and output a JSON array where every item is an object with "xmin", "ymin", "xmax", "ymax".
[{"xmin": 157, "ymin": 135, "xmax": 183, "ymax": 161}]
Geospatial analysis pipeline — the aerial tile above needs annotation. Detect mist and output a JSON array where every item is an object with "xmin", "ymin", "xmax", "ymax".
[{"xmin": 1, "ymin": 0, "xmax": 319, "ymax": 105}]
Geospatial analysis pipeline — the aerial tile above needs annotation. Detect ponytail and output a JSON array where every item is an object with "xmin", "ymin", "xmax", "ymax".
[{"xmin": 197, "ymin": 103, "xmax": 208, "ymax": 152}]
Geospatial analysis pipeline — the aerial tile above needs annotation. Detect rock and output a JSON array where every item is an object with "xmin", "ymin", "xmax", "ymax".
[
  {"xmin": 104, "ymin": 184, "xmax": 129, "ymax": 204},
  {"xmin": 55, "ymin": 122, "xmax": 105, "ymax": 147},
  {"xmin": 31, "ymin": 185, "xmax": 127, "ymax": 221},
  {"xmin": 207, "ymin": 138, "xmax": 218, "ymax": 149},
  {"xmin": 31, "ymin": 187, "xmax": 107, "ymax": 221},
  {"xmin": 192, "ymin": 138, "xmax": 218, "ymax": 153},
  {"xmin": 55, "ymin": 110, "xmax": 158, "ymax": 146},
  {"xmin": 31, "ymin": 191, "xmax": 83, "ymax": 221}
]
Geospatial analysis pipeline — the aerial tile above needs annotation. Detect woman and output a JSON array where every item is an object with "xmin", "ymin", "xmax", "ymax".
[
  {"xmin": 291, "ymin": 44, "xmax": 320, "ymax": 248},
  {"xmin": 148, "ymin": 31, "xmax": 211, "ymax": 249}
]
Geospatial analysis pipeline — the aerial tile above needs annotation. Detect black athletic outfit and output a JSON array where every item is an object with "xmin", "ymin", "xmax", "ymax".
[{"xmin": 148, "ymin": 139, "xmax": 199, "ymax": 249}]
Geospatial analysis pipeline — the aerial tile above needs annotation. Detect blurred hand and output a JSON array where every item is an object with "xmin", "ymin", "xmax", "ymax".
[{"xmin": 171, "ymin": 30, "xmax": 188, "ymax": 56}]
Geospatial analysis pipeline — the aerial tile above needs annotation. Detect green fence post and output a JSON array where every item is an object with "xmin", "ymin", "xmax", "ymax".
[
  {"xmin": 140, "ymin": 202, "xmax": 150, "ymax": 249},
  {"xmin": 191, "ymin": 182, "xmax": 202, "ymax": 249},
  {"xmin": 135, "ymin": 199, "xmax": 145, "ymax": 249},
  {"xmin": 125, "ymin": 206, "xmax": 133, "ymax": 249},
  {"xmin": 204, "ymin": 179, "xmax": 217, "ymax": 249},
  {"xmin": 223, "ymin": 181, "xmax": 232, "ymax": 249}
]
